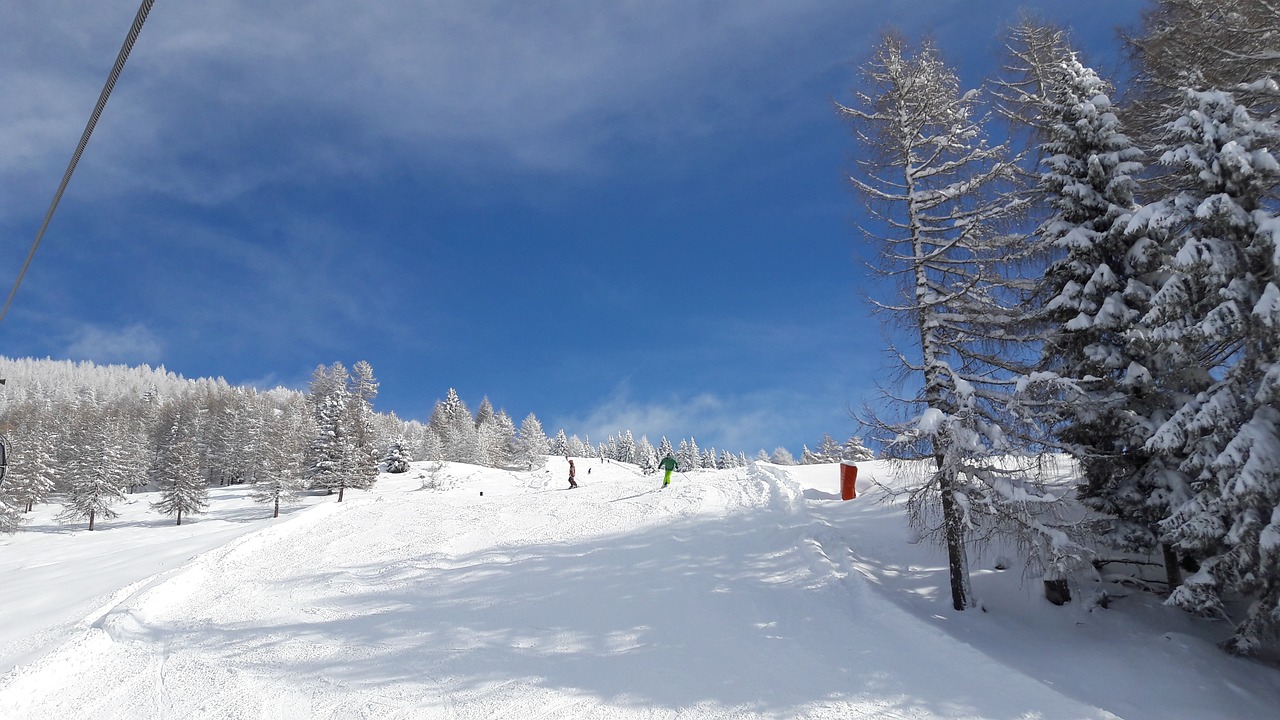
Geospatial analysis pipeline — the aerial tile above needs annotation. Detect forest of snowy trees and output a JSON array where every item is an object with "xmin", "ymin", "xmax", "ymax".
[
  {"xmin": 0, "ymin": 355, "xmax": 867, "ymax": 535},
  {"xmin": 839, "ymin": 0, "xmax": 1278, "ymax": 654}
]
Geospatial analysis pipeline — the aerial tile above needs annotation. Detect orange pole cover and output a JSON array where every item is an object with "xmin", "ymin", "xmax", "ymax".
[{"xmin": 840, "ymin": 463, "xmax": 858, "ymax": 500}]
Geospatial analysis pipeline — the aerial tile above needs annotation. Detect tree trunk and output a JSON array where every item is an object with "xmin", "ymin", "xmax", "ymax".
[
  {"xmin": 177, "ymin": 509, "xmax": 183, "ymax": 526},
  {"xmin": 88, "ymin": 508, "xmax": 95, "ymax": 531},
  {"xmin": 273, "ymin": 496, "xmax": 280, "ymax": 519},
  {"xmin": 1161, "ymin": 542, "xmax": 1182, "ymax": 591},
  {"xmin": 337, "ymin": 485, "xmax": 345, "ymax": 502},
  {"xmin": 937, "ymin": 461, "xmax": 971, "ymax": 610}
]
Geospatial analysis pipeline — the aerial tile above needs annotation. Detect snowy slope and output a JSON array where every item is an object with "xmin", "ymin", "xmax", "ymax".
[{"xmin": 1, "ymin": 459, "xmax": 1277, "ymax": 719}]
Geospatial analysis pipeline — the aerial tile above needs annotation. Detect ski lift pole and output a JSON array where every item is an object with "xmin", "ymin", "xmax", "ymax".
[{"xmin": 0, "ymin": 378, "xmax": 7, "ymax": 489}]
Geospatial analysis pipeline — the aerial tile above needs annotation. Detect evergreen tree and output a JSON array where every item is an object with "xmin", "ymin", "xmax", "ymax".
[
  {"xmin": 550, "ymin": 429, "xmax": 570, "ymax": 457},
  {"xmin": 636, "ymin": 435, "xmax": 657, "ymax": 474},
  {"xmin": 6, "ymin": 412, "xmax": 58, "ymax": 513},
  {"xmin": 59, "ymin": 405, "xmax": 126, "ymax": 531},
  {"xmin": 346, "ymin": 361, "xmax": 381, "ymax": 493},
  {"xmin": 307, "ymin": 366, "xmax": 351, "ymax": 499},
  {"xmin": 618, "ymin": 430, "xmax": 637, "ymax": 465},
  {"xmin": 1134, "ymin": 86, "xmax": 1280, "ymax": 655},
  {"xmin": 657, "ymin": 436, "xmax": 674, "ymax": 461},
  {"xmin": 515, "ymin": 414, "xmax": 550, "ymax": 470},
  {"xmin": 305, "ymin": 362, "xmax": 378, "ymax": 502},
  {"xmin": 842, "ymin": 435, "xmax": 876, "ymax": 463},
  {"xmin": 999, "ymin": 24, "xmax": 1187, "ymax": 586},
  {"xmin": 487, "ymin": 410, "xmax": 518, "ymax": 468},
  {"xmin": 815, "ymin": 434, "xmax": 845, "ymax": 462},
  {"xmin": 383, "ymin": 438, "xmax": 412, "ymax": 473},
  {"xmin": 430, "ymin": 389, "xmax": 479, "ymax": 464},
  {"xmin": 719, "ymin": 449, "xmax": 738, "ymax": 469},
  {"xmin": 253, "ymin": 393, "xmax": 310, "ymax": 518},
  {"xmin": 473, "ymin": 397, "xmax": 497, "ymax": 466},
  {"xmin": 800, "ymin": 445, "xmax": 821, "ymax": 465},
  {"xmin": 149, "ymin": 402, "xmax": 209, "ymax": 525}
]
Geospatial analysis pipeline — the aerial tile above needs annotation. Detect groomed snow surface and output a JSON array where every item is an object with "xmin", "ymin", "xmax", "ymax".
[{"xmin": 2, "ymin": 459, "xmax": 1277, "ymax": 719}]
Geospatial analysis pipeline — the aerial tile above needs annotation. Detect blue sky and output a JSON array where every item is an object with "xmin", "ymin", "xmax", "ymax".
[{"xmin": 1, "ymin": 0, "xmax": 1147, "ymax": 456}]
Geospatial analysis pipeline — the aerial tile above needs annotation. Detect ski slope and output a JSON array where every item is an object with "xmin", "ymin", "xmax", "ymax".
[{"xmin": 2, "ymin": 459, "xmax": 1278, "ymax": 719}]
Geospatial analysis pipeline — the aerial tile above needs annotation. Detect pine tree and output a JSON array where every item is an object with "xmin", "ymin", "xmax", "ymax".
[
  {"xmin": 253, "ymin": 393, "xmax": 310, "ymax": 518},
  {"xmin": 618, "ymin": 430, "xmax": 637, "ymax": 465},
  {"xmin": 306, "ymin": 362, "xmax": 378, "ymax": 502},
  {"xmin": 999, "ymin": 24, "xmax": 1186, "ymax": 585},
  {"xmin": 59, "ymin": 405, "xmax": 126, "ymax": 531},
  {"xmin": 800, "ymin": 445, "xmax": 821, "ymax": 465},
  {"xmin": 346, "ymin": 361, "xmax": 381, "ymax": 493},
  {"xmin": 550, "ymin": 429, "xmax": 570, "ymax": 457},
  {"xmin": 815, "ymin": 434, "xmax": 845, "ymax": 462},
  {"xmin": 719, "ymin": 449, "xmax": 738, "ymax": 469},
  {"xmin": 149, "ymin": 403, "xmax": 209, "ymax": 525},
  {"xmin": 657, "ymin": 436, "xmax": 674, "ymax": 462},
  {"xmin": 842, "ymin": 435, "xmax": 876, "ymax": 462},
  {"xmin": 636, "ymin": 435, "xmax": 657, "ymax": 474},
  {"xmin": 430, "ymin": 389, "xmax": 479, "ymax": 464},
  {"xmin": 515, "ymin": 414, "xmax": 550, "ymax": 470},
  {"xmin": 383, "ymin": 438, "xmax": 411, "ymax": 473},
  {"xmin": 1134, "ymin": 86, "xmax": 1280, "ymax": 654},
  {"xmin": 7, "ymin": 413, "xmax": 58, "ymax": 514}
]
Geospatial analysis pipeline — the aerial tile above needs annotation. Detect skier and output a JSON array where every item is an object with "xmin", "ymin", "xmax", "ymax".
[
  {"xmin": 567, "ymin": 457, "xmax": 578, "ymax": 489},
  {"xmin": 658, "ymin": 453, "xmax": 678, "ymax": 488}
]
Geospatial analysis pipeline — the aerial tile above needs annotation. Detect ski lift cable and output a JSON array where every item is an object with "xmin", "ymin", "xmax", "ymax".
[{"xmin": 0, "ymin": 0, "xmax": 158, "ymax": 325}]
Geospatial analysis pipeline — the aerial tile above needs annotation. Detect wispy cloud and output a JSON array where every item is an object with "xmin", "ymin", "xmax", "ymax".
[
  {"xmin": 62, "ymin": 322, "xmax": 164, "ymax": 365},
  {"xmin": 1, "ymin": 0, "xmax": 875, "ymax": 213},
  {"xmin": 555, "ymin": 381, "xmax": 855, "ymax": 456}
]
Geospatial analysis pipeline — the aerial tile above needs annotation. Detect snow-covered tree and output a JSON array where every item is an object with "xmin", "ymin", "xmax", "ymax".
[
  {"xmin": 839, "ymin": 33, "xmax": 1086, "ymax": 610},
  {"xmin": 800, "ymin": 445, "xmax": 821, "ymax": 465},
  {"xmin": 59, "ymin": 404, "xmax": 127, "ymax": 531},
  {"xmin": 1132, "ymin": 85, "xmax": 1280, "ymax": 655},
  {"xmin": 253, "ymin": 393, "xmax": 311, "ymax": 518},
  {"xmin": 550, "ymin": 429, "xmax": 570, "ymax": 458},
  {"xmin": 997, "ymin": 24, "xmax": 1190, "ymax": 586},
  {"xmin": 1126, "ymin": 0, "xmax": 1280, "ymax": 142},
  {"xmin": 636, "ymin": 435, "xmax": 657, "ymax": 474},
  {"xmin": 719, "ymin": 449, "xmax": 738, "ymax": 469},
  {"xmin": 770, "ymin": 447, "xmax": 797, "ymax": 466},
  {"xmin": 515, "ymin": 414, "xmax": 550, "ymax": 470},
  {"xmin": 149, "ymin": 402, "xmax": 209, "ymax": 525},
  {"xmin": 345, "ymin": 361, "xmax": 381, "ymax": 491},
  {"xmin": 429, "ymin": 389, "xmax": 478, "ymax": 464},
  {"xmin": 6, "ymin": 412, "xmax": 58, "ymax": 513},
  {"xmin": 657, "ymin": 437, "xmax": 674, "ymax": 463},
  {"xmin": 617, "ymin": 430, "xmax": 637, "ymax": 465},
  {"xmin": 842, "ymin": 435, "xmax": 875, "ymax": 462},
  {"xmin": 489, "ymin": 410, "xmax": 519, "ymax": 468},
  {"xmin": 306, "ymin": 362, "xmax": 380, "ymax": 502},
  {"xmin": 383, "ymin": 438, "xmax": 412, "ymax": 473}
]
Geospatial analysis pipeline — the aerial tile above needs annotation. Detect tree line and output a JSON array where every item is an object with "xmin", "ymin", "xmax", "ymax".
[
  {"xmin": 0, "ymin": 356, "xmax": 865, "ymax": 533},
  {"xmin": 839, "ymin": 0, "xmax": 1278, "ymax": 654}
]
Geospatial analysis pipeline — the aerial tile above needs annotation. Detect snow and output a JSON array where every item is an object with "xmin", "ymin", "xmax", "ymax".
[{"xmin": 3, "ymin": 458, "xmax": 1279, "ymax": 719}]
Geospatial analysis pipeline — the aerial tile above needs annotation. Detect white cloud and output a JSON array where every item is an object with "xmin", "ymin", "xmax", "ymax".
[
  {"xmin": 0, "ymin": 0, "xmax": 873, "ymax": 213},
  {"xmin": 63, "ymin": 322, "xmax": 164, "ymax": 365},
  {"xmin": 556, "ymin": 382, "xmax": 847, "ymax": 456}
]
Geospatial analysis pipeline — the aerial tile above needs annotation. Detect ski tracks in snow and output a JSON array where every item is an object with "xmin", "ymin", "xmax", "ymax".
[{"xmin": 0, "ymin": 463, "xmax": 1120, "ymax": 719}]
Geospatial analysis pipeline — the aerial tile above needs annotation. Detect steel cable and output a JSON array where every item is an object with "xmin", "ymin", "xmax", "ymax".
[{"xmin": 0, "ymin": 0, "xmax": 158, "ymax": 324}]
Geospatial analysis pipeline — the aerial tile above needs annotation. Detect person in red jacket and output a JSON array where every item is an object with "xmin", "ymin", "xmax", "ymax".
[{"xmin": 567, "ymin": 457, "xmax": 578, "ymax": 488}]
